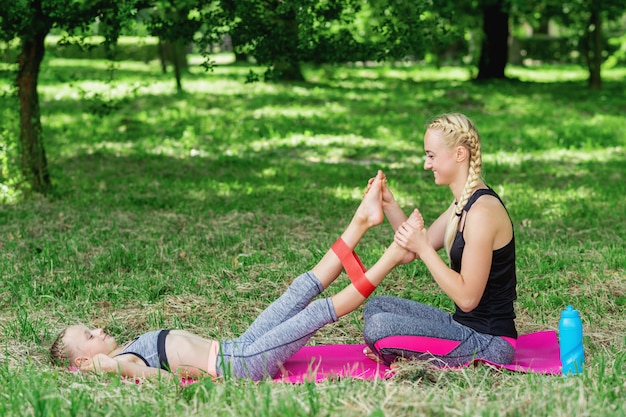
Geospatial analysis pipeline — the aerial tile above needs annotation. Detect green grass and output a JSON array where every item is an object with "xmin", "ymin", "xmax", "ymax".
[{"xmin": 0, "ymin": 55, "xmax": 625, "ymax": 416}]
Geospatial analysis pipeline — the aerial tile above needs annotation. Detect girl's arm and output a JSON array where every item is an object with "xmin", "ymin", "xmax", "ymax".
[{"xmin": 82, "ymin": 353, "xmax": 172, "ymax": 379}]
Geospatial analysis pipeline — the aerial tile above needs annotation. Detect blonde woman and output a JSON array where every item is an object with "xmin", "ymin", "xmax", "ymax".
[{"xmin": 363, "ymin": 113, "xmax": 517, "ymax": 367}]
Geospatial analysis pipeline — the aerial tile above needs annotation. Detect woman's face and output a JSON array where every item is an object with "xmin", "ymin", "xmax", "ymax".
[{"xmin": 423, "ymin": 129, "xmax": 459, "ymax": 186}]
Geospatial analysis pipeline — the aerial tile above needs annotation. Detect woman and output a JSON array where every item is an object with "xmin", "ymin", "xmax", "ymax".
[
  {"xmin": 50, "ymin": 171, "xmax": 417, "ymax": 381},
  {"xmin": 362, "ymin": 113, "xmax": 517, "ymax": 367}
]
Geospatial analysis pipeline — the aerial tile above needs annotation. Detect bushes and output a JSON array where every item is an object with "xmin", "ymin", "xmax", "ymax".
[
  {"xmin": 510, "ymin": 35, "xmax": 580, "ymax": 65},
  {"xmin": 510, "ymin": 34, "xmax": 623, "ymax": 66}
]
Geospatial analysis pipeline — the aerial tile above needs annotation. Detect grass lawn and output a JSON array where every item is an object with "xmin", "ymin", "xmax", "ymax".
[{"xmin": 0, "ymin": 55, "xmax": 625, "ymax": 416}]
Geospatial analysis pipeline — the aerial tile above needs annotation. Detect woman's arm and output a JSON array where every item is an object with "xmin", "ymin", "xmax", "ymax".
[
  {"xmin": 396, "ymin": 203, "xmax": 454, "ymax": 258},
  {"xmin": 395, "ymin": 200, "xmax": 504, "ymax": 312},
  {"xmin": 382, "ymin": 196, "xmax": 407, "ymax": 232},
  {"xmin": 424, "ymin": 203, "xmax": 455, "ymax": 252}
]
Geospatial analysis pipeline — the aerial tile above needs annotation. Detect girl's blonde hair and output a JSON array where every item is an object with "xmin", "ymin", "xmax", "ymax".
[
  {"xmin": 427, "ymin": 113, "xmax": 482, "ymax": 257},
  {"xmin": 50, "ymin": 328, "xmax": 72, "ymax": 366}
]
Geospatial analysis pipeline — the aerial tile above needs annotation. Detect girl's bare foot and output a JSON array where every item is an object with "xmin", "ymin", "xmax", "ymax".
[
  {"xmin": 407, "ymin": 209, "xmax": 425, "ymax": 230},
  {"xmin": 365, "ymin": 171, "xmax": 396, "ymax": 209},
  {"xmin": 390, "ymin": 241, "xmax": 417, "ymax": 265},
  {"xmin": 363, "ymin": 171, "xmax": 386, "ymax": 196},
  {"xmin": 355, "ymin": 170, "xmax": 384, "ymax": 228}
]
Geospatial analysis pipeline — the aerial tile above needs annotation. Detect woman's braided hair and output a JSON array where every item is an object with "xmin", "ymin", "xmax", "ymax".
[{"xmin": 427, "ymin": 113, "xmax": 482, "ymax": 257}]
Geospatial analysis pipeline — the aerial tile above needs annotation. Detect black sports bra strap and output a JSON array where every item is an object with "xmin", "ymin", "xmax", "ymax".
[
  {"xmin": 462, "ymin": 188, "xmax": 500, "ymax": 213},
  {"xmin": 458, "ymin": 188, "xmax": 502, "ymax": 233}
]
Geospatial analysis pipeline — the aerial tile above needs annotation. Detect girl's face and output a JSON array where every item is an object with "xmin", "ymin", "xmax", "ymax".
[
  {"xmin": 64, "ymin": 325, "xmax": 118, "ymax": 363},
  {"xmin": 423, "ymin": 129, "xmax": 459, "ymax": 186}
]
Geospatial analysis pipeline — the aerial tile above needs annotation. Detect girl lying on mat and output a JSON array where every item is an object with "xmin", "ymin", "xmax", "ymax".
[
  {"xmin": 362, "ymin": 112, "xmax": 518, "ymax": 368},
  {"xmin": 50, "ymin": 171, "xmax": 418, "ymax": 381}
]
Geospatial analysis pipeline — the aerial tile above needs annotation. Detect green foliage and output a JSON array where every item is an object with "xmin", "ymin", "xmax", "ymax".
[
  {"xmin": 221, "ymin": 0, "xmax": 453, "ymax": 80},
  {"xmin": 605, "ymin": 32, "xmax": 626, "ymax": 67},
  {"xmin": 368, "ymin": 0, "xmax": 439, "ymax": 60},
  {"xmin": 514, "ymin": 0, "xmax": 626, "ymax": 64},
  {"xmin": 47, "ymin": 35, "xmax": 161, "ymax": 61}
]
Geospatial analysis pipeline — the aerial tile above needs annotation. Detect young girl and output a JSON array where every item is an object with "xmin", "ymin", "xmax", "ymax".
[
  {"xmin": 50, "ymin": 171, "xmax": 420, "ymax": 381},
  {"xmin": 362, "ymin": 113, "xmax": 518, "ymax": 367}
]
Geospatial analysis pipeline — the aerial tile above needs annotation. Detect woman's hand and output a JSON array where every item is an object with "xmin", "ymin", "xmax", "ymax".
[{"xmin": 394, "ymin": 209, "xmax": 428, "ymax": 255}]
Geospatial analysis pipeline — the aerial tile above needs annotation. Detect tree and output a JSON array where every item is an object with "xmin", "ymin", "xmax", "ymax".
[
  {"xmin": 220, "ymin": 0, "xmax": 315, "ymax": 81},
  {"xmin": 476, "ymin": 0, "xmax": 510, "ymax": 79},
  {"xmin": 219, "ymin": 0, "xmax": 435, "ymax": 82},
  {"xmin": 369, "ymin": 0, "xmax": 450, "ymax": 62},
  {"xmin": 515, "ymin": 0, "xmax": 626, "ymax": 89},
  {"xmin": 553, "ymin": 0, "xmax": 625, "ymax": 90},
  {"xmin": 145, "ymin": 0, "xmax": 224, "ymax": 93},
  {"xmin": 432, "ymin": 0, "xmax": 511, "ymax": 80},
  {"xmin": 0, "ymin": 0, "xmax": 139, "ymax": 195}
]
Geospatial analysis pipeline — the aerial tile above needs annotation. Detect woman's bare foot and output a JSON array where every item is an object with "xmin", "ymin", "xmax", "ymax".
[
  {"xmin": 363, "ymin": 347, "xmax": 403, "ymax": 371},
  {"xmin": 363, "ymin": 346, "xmax": 386, "ymax": 364},
  {"xmin": 354, "ymin": 170, "xmax": 384, "ymax": 228}
]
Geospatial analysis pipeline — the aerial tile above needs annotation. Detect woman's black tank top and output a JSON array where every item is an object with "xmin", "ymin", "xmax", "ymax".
[{"xmin": 449, "ymin": 188, "xmax": 517, "ymax": 338}]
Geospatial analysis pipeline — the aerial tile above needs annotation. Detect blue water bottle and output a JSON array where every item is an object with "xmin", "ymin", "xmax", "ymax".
[{"xmin": 559, "ymin": 305, "xmax": 584, "ymax": 375}]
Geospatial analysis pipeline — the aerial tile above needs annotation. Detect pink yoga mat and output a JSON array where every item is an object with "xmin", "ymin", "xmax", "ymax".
[{"xmin": 275, "ymin": 330, "xmax": 562, "ymax": 383}]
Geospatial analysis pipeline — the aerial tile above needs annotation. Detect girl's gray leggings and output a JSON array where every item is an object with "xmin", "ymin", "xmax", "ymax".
[
  {"xmin": 216, "ymin": 271, "xmax": 337, "ymax": 380},
  {"xmin": 362, "ymin": 296, "xmax": 515, "ymax": 367}
]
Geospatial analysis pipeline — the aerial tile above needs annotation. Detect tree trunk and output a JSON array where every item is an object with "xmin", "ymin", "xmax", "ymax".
[
  {"xmin": 273, "ymin": 58, "xmax": 305, "ymax": 82},
  {"xmin": 272, "ymin": 10, "xmax": 304, "ymax": 82},
  {"xmin": 229, "ymin": 33, "xmax": 248, "ymax": 63},
  {"xmin": 586, "ymin": 10, "xmax": 602, "ymax": 90},
  {"xmin": 476, "ymin": 1, "xmax": 510, "ymax": 80},
  {"xmin": 17, "ymin": 32, "xmax": 51, "ymax": 195},
  {"xmin": 158, "ymin": 38, "xmax": 168, "ymax": 74},
  {"xmin": 171, "ymin": 40, "xmax": 188, "ymax": 93}
]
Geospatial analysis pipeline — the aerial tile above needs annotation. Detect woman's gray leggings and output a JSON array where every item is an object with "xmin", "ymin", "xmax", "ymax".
[
  {"xmin": 362, "ymin": 296, "xmax": 515, "ymax": 367},
  {"xmin": 216, "ymin": 271, "xmax": 338, "ymax": 380}
]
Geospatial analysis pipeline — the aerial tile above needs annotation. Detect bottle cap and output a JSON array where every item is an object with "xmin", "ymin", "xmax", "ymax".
[{"xmin": 561, "ymin": 305, "xmax": 580, "ymax": 318}]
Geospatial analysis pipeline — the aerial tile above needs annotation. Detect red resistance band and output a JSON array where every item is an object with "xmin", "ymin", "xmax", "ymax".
[{"xmin": 331, "ymin": 238, "xmax": 376, "ymax": 298}]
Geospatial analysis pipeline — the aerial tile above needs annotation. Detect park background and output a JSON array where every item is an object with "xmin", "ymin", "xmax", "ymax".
[{"xmin": 1, "ymin": 1, "xmax": 625, "ymax": 416}]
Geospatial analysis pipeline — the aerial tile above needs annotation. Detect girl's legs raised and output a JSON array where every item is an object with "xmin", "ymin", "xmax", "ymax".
[
  {"xmin": 217, "ymin": 274, "xmax": 337, "ymax": 380},
  {"xmin": 221, "ymin": 172, "xmax": 387, "ymax": 367},
  {"xmin": 234, "ymin": 271, "xmax": 325, "ymax": 344},
  {"xmin": 311, "ymin": 170, "xmax": 385, "ymax": 289},
  {"xmin": 331, "ymin": 241, "xmax": 413, "ymax": 317},
  {"xmin": 216, "ymin": 172, "xmax": 419, "ymax": 380},
  {"xmin": 330, "ymin": 203, "xmax": 421, "ymax": 317},
  {"xmin": 218, "ymin": 240, "xmax": 415, "ymax": 380}
]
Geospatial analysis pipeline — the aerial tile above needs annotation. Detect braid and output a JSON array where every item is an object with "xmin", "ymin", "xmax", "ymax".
[
  {"xmin": 427, "ymin": 113, "xmax": 483, "ymax": 258},
  {"xmin": 50, "ymin": 328, "xmax": 71, "ymax": 366}
]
